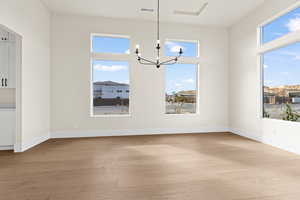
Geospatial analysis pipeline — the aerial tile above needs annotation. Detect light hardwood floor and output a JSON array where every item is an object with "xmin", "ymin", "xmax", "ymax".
[{"xmin": 1, "ymin": 132, "xmax": 300, "ymax": 200}]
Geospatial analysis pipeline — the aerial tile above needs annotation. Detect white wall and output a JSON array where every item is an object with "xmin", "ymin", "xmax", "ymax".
[
  {"xmin": 0, "ymin": 0, "xmax": 51, "ymax": 151},
  {"xmin": 229, "ymin": 0, "xmax": 300, "ymax": 154},
  {"xmin": 51, "ymin": 14, "xmax": 229, "ymax": 137}
]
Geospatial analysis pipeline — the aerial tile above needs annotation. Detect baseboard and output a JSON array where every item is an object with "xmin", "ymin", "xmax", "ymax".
[
  {"xmin": 0, "ymin": 145, "xmax": 14, "ymax": 150},
  {"xmin": 21, "ymin": 134, "xmax": 50, "ymax": 152},
  {"xmin": 230, "ymin": 128, "xmax": 300, "ymax": 156},
  {"xmin": 51, "ymin": 127, "xmax": 229, "ymax": 139},
  {"xmin": 229, "ymin": 128, "xmax": 262, "ymax": 142}
]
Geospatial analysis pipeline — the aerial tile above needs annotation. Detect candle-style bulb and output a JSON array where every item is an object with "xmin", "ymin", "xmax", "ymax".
[
  {"xmin": 157, "ymin": 40, "xmax": 160, "ymax": 44},
  {"xmin": 136, "ymin": 44, "xmax": 140, "ymax": 49},
  {"xmin": 179, "ymin": 48, "xmax": 183, "ymax": 54}
]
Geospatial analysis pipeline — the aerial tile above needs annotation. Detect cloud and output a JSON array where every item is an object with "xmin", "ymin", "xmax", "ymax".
[
  {"xmin": 175, "ymin": 83, "xmax": 183, "ymax": 89},
  {"xmin": 94, "ymin": 64, "xmax": 127, "ymax": 72},
  {"xmin": 165, "ymin": 41, "xmax": 184, "ymax": 53},
  {"xmin": 286, "ymin": 17, "xmax": 300, "ymax": 32},
  {"xmin": 264, "ymin": 64, "xmax": 268, "ymax": 69},
  {"xmin": 182, "ymin": 78, "xmax": 195, "ymax": 83}
]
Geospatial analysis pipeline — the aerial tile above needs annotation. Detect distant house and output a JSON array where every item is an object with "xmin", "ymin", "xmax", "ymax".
[
  {"xmin": 166, "ymin": 90, "xmax": 196, "ymax": 103},
  {"xmin": 264, "ymin": 85, "xmax": 300, "ymax": 104},
  {"xmin": 177, "ymin": 90, "xmax": 196, "ymax": 98},
  {"xmin": 93, "ymin": 81, "xmax": 129, "ymax": 99}
]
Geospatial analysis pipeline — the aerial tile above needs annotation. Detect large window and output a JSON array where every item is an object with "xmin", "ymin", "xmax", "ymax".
[
  {"xmin": 165, "ymin": 40, "xmax": 199, "ymax": 114},
  {"xmin": 91, "ymin": 35, "xmax": 130, "ymax": 116},
  {"xmin": 260, "ymin": 4, "xmax": 300, "ymax": 122},
  {"xmin": 262, "ymin": 6, "xmax": 300, "ymax": 44}
]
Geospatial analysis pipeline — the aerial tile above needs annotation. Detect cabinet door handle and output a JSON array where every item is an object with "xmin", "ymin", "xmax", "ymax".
[{"xmin": 5, "ymin": 78, "xmax": 7, "ymax": 87}]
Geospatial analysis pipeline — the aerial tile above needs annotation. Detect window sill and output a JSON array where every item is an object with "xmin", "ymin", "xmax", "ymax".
[
  {"xmin": 262, "ymin": 117, "xmax": 300, "ymax": 125},
  {"xmin": 90, "ymin": 114, "xmax": 132, "ymax": 118},
  {"xmin": 164, "ymin": 113, "xmax": 200, "ymax": 117}
]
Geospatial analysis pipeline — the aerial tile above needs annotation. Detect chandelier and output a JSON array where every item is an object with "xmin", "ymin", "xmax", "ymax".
[{"xmin": 135, "ymin": 0, "xmax": 183, "ymax": 68}]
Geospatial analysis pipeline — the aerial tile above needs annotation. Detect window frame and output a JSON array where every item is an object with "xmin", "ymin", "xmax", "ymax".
[
  {"xmin": 257, "ymin": 2, "xmax": 300, "ymax": 122},
  {"xmin": 163, "ymin": 39, "xmax": 201, "ymax": 116},
  {"xmin": 90, "ymin": 33, "xmax": 132, "ymax": 117}
]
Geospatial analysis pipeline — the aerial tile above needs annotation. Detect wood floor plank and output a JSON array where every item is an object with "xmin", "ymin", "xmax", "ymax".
[{"xmin": 1, "ymin": 132, "xmax": 300, "ymax": 200}]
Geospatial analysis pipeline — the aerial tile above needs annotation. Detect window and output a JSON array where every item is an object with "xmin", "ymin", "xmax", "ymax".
[
  {"xmin": 260, "ymin": 3, "xmax": 300, "ymax": 122},
  {"xmin": 165, "ymin": 40, "xmax": 198, "ymax": 57},
  {"xmin": 262, "ymin": 6, "xmax": 300, "ymax": 44},
  {"xmin": 165, "ymin": 40, "xmax": 199, "ymax": 114},
  {"xmin": 92, "ymin": 35, "xmax": 130, "ymax": 54},
  {"xmin": 263, "ymin": 43, "xmax": 300, "ymax": 121},
  {"xmin": 91, "ymin": 34, "xmax": 131, "ymax": 116},
  {"xmin": 166, "ymin": 64, "xmax": 198, "ymax": 114}
]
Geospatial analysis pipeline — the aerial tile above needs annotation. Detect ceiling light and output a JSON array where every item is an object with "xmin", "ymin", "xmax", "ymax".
[{"xmin": 135, "ymin": 0, "xmax": 183, "ymax": 68}]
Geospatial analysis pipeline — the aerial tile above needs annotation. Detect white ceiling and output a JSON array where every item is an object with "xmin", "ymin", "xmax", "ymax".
[{"xmin": 42, "ymin": 0, "xmax": 265, "ymax": 27}]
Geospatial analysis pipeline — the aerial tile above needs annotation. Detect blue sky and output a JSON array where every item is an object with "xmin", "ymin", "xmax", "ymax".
[
  {"xmin": 165, "ymin": 40, "xmax": 198, "ymax": 57},
  {"xmin": 264, "ymin": 42, "xmax": 300, "ymax": 87},
  {"xmin": 93, "ymin": 60, "xmax": 129, "ymax": 84},
  {"xmin": 262, "ymin": 7, "xmax": 300, "ymax": 44},
  {"xmin": 92, "ymin": 38, "xmax": 198, "ymax": 93},
  {"xmin": 263, "ymin": 7, "xmax": 300, "ymax": 87},
  {"xmin": 92, "ymin": 36, "xmax": 130, "ymax": 54},
  {"xmin": 165, "ymin": 64, "xmax": 197, "ymax": 94}
]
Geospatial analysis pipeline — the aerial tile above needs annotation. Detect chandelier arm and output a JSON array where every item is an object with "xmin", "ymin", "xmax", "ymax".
[
  {"xmin": 159, "ymin": 59, "xmax": 176, "ymax": 65},
  {"xmin": 139, "ymin": 57, "xmax": 157, "ymax": 65},
  {"xmin": 159, "ymin": 55, "xmax": 181, "ymax": 65},
  {"xmin": 139, "ymin": 60, "xmax": 157, "ymax": 65},
  {"xmin": 160, "ymin": 60, "xmax": 177, "ymax": 66}
]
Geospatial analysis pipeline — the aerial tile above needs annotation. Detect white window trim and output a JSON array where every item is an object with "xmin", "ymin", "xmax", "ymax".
[
  {"xmin": 163, "ymin": 39, "xmax": 201, "ymax": 115},
  {"xmin": 90, "ymin": 33, "xmax": 132, "ymax": 117},
  {"xmin": 257, "ymin": 2, "xmax": 300, "ymax": 121}
]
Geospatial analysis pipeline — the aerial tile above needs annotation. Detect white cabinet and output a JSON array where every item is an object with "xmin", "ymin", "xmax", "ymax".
[
  {"xmin": 0, "ymin": 29, "xmax": 16, "ymax": 89},
  {"xmin": 0, "ymin": 29, "xmax": 9, "ymax": 41},
  {"xmin": 8, "ymin": 40, "xmax": 16, "ymax": 88},
  {"xmin": 0, "ymin": 109, "xmax": 15, "ymax": 147},
  {"xmin": 0, "ymin": 42, "xmax": 9, "ymax": 88}
]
